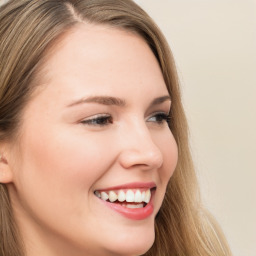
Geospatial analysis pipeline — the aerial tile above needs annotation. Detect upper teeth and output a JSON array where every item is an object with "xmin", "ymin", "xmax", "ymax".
[{"xmin": 95, "ymin": 189, "xmax": 151, "ymax": 204}]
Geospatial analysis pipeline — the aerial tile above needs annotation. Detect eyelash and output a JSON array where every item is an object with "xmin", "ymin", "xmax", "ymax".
[
  {"xmin": 147, "ymin": 112, "xmax": 171, "ymax": 124},
  {"xmin": 81, "ymin": 114, "xmax": 113, "ymax": 126},
  {"xmin": 80, "ymin": 112, "xmax": 170, "ymax": 127}
]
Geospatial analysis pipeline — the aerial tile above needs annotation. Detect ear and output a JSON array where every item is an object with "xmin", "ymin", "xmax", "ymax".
[{"xmin": 0, "ymin": 151, "xmax": 13, "ymax": 184}]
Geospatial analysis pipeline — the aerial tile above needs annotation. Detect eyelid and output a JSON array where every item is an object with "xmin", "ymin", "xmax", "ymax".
[
  {"xmin": 146, "ymin": 111, "xmax": 171, "ymax": 123},
  {"xmin": 81, "ymin": 113, "xmax": 110, "ymax": 120},
  {"xmin": 80, "ymin": 113, "xmax": 112, "ymax": 126},
  {"xmin": 147, "ymin": 110, "xmax": 170, "ymax": 118}
]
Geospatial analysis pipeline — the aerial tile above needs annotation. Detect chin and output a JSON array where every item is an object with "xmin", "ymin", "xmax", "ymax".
[{"xmin": 103, "ymin": 229, "xmax": 155, "ymax": 256}]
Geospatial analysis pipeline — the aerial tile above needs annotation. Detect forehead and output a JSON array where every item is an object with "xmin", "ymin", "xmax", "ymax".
[{"xmin": 35, "ymin": 23, "xmax": 167, "ymax": 101}]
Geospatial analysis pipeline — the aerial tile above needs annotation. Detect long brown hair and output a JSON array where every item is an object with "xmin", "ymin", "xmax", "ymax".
[{"xmin": 0, "ymin": 1, "xmax": 232, "ymax": 255}]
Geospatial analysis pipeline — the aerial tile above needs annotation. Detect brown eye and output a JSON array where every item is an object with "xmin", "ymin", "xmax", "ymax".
[
  {"xmin": 81, "ymin": 115, "xmax": 113, "ymax": 126},
  {"xmin": 147, "ymin": 112, "xmax": 170, "ymax": 124}
]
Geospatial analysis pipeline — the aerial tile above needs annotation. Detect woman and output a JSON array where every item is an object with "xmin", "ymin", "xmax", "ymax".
[{"xmin": 0, "ymin": 0, "xmax": 232, "ymax": 255}]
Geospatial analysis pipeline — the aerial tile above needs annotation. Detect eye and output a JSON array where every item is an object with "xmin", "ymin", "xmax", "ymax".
[
  {"xmin": 147, "ymin": 112, "xmax": 170, "ymax": 125},
  {"xmin": 81, "ymin": 114, "xmax": 113, "ymax": 127}
]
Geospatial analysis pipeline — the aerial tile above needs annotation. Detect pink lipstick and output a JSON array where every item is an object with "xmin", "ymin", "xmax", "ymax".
[{"xmin": 94, "ymin": 182, "xmax": 156, "ymax": 220}]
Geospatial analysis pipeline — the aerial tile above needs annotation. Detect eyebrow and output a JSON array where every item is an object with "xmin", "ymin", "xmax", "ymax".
[{"xmin": 67, "ymin": 95, "xmax": 171, "ymax": 107}]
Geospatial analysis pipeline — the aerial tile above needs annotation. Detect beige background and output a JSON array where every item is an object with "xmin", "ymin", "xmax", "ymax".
[
  {"xmin": 134, "ymin": 0, "xmax": 256, "ymax": 255},
  {"xmin": 1, "ymin": 0, "xmax": 255, "ymax": 255}
]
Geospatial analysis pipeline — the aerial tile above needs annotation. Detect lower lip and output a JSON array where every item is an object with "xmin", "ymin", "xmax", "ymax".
[{"xmin": 99, "ymin": 194, "xmax": 154, "ymax": 220}]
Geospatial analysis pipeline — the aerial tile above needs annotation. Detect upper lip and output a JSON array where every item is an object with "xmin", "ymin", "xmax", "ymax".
[{"xmin": 94, "ymin": 182, "xmax": 156, "ymax": 192}]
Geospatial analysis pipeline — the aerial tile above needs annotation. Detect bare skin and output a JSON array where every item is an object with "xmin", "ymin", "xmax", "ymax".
[{"xmin": 3, "ymin": 24, "xmax": 178, "ymax": 256}]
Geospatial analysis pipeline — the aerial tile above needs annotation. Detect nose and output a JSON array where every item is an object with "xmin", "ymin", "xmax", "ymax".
[{"xmin": 117, "ymin": 122, "xmax": 163, "ymax": 171}]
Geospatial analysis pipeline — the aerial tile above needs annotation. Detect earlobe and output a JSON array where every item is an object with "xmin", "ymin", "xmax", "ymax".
[{"xmin": 0, "ymin": 154, "xmax": 13, "ymax": 184}]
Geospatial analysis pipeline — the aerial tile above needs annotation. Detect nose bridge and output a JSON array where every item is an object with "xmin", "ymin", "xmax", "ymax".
[{"xmin": 118, "ymin": 118, "xmax": 163, "ymax": 170}]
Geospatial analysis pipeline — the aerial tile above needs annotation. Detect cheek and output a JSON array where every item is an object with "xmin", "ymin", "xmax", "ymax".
[
  {"xmin": 156, "ymin": 130, "xmax": 178, "ymax": 184},
  {"xmin": 10, "ymin": 126, "xmax": 116, "ymax": 245},
  {"xmin": 146, "ymin": 130, "xmax": 178, "ymax": 214},
  {"xmin": 22, "ymin": 129, "xmax": 112, "ymax": 190},
  {"xmin": 13, "ymin": 124, "xmax": 115, "ymax": 220}
]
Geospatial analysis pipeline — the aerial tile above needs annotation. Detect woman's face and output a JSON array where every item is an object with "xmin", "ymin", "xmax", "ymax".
[{"xmin": 7, "ymin": 24, "xmax": 178, "ymax": 256}]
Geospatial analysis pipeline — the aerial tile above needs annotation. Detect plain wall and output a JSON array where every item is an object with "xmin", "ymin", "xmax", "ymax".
[{"xmin": 134, "ymin": 0, "xmax": 256, "ymax": 255}]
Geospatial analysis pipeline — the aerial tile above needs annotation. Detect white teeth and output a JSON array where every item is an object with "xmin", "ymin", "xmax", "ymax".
[
  {"xmin": 100, "ymin": 191, "xmax": 109, "ymax": 201},
  {"xmin": 141, "ymin": 191, "xmax": 145, "ymax": 201},
  {"xmin": 134, "ymin": 190, "xmax": 142, "ymax": 203},
  {"xmin": 126, "ymin": 190, "xmax": 135, "ymax": 202},
  {"xmin": 109, "ymin": 191, "xmax": 118, "ymax": 202},
  {"xmin": 118, "ymin": 190, "xmax": 126, "ymax": 202},
  {"xmin": 144, "ymin": 189, "xmax": 151, "ymax": 203},
  {"xmin": 96, "ymin": 188, "xmax": 152, "ymax": 203},
  {"xmin": 123, "ymin": 203, "xmax": 144, "ymax": 209}
]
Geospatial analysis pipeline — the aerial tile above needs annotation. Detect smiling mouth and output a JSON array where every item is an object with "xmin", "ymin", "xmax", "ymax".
[{"xmin": 94, "ymin": 188, "xmax": 155, "ymax": 209}]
